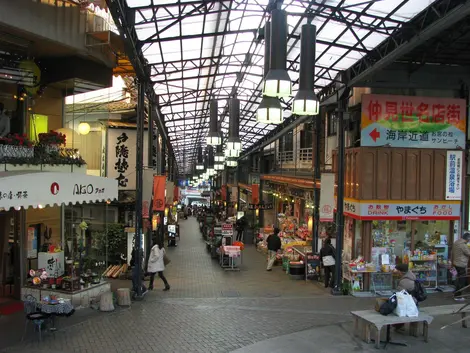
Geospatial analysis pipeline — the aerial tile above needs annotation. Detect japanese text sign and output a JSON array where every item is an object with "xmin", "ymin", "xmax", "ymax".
[
  {"xmin": 106, "ymin": 128, "xmax": 150, "ymax": 190},
  {"xmin": 446, "ymin": 150, "xmax": 463, "ymax": 200},
  {"xmin": 320, "ymin": 173, "xmax": 335, "ymax": 222},
  {"xmin": 358, "ymin": 201, "xmax": 460, "ymax": 220},
  {"xmin": 361, "ymin": 94, "xmax": 466, "ymax": 149}
]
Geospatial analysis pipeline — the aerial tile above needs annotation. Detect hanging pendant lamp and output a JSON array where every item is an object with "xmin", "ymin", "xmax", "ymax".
[
  {"xmin": 263, "ymin": 9, "xmax": 291, "ymax": 99},
  {"xmin": 215, "ymin": 144, "xmax": 225, "ymax": 170},
  {"xmin": 257, "ymin": 20, "xmax": 283, "ymax": 124},
  {"xmin": 292, "ymin": 24, "xmax": 319, "ymax": 116},
  {"xmin": 206, "ymin": 100, "xmax": 221, "ymax": 145},
  {"xmin": 196, "ymin": 145, "xmax": 204, "ymax": 170},
  {"xmin": 226, "ymin": 96, "xmax": 242, "ymax": 156},
  {"xmin": 207, "ymin": 146, "xmax": 215, "ymax": 176},
  {"xmin": 226, "ymin": 157, "xmax": 238, "ymax": 167}
]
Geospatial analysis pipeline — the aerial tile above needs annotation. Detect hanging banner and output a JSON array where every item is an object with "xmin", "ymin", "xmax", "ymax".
[
  {"xmin": 251, "ymin": 184, "xmax": 259, "ymax": 204},
  {"xmin": 231, "ymin": 186, "xmax": 238, "ymax": 202},
  {"xmin": 221, "ymin": 185, "xmax": 227, "ymax": 201},
  {"xmin": 319, "ymin": 173, "xmax": 335, "ymax": 222},
  {"xmin": 174, "ymin": 186, "xmax": 179, "ymax": 202},
  {"xmin": 166, "ymin": 181, "xmax": 174, "ymax": 205},
  {"xmin": 152, "ymin": 175, "xmax": 166, "ymax": 211},
  {"xmin": 446, "ymin": 150, "xmax": 463, "ymax": 200},
  {"xmin": 106, "ymin": 128, "xmax": 150, "ymax": 190},
  {"xmin": 361, "ymin": 94, "xmax": 466, "ymax": 149},
  {"xmin": 142, "ymin": 169, "xmax": 154, "ymax": 218}
]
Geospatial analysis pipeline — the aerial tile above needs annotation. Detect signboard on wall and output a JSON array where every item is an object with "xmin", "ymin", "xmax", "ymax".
[
  {"xmin": 445, "ymin": 150, "xmax": 463, "ymax": 200},
  {"xmin": 361, "ymin": 94, "xmax": 466, "ymax": 149},
  {"xmin": 319, "ymin": 173, "xmax": 335, "ymax": 222},
  {"xmin": 231, "ymin": 186, "xmax": 238, "ymax": 202},
  {"xmin": 106, "ymin": 128, "xmax": 150, "ymax": 190},
  {"xmin": 359, "ymin": 201, "xmax": 459, "ymax": 220}
]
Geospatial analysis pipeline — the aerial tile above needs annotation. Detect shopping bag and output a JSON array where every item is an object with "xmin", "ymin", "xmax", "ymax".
[
  {"xmin": 394, "ymin": 290, "xmax": 409, "ymax": 317},
  {"xmin": 406, "ymin": 296, "xmax": 419, "ymax": 317},
  {"xmin": 395, "ymin": 290, "xmax": 419, "ymax": 317}
]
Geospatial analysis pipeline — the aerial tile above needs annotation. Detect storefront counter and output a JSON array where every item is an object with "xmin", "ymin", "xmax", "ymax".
[{"xmin": 21, "ymin": 281, "xmax": 111, "ymax": 307}]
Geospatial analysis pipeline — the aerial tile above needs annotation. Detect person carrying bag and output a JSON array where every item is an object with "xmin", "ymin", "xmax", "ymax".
[
  {"xmin": 147, "ymin": 242, "xmax": 171, "ymax": 291},
  {"xmin": 320, "ymin": 237, "xmax": 336, "ymax": 288}
]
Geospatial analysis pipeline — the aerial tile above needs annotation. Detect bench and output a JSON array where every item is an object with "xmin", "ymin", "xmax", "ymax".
[
  {"xmin": 420, "ymin": 304, "xmax": 470, "ymax": 329},
  {"xmin": 351, "ymin": 310, "xmax": 433, "ymax": 349}
]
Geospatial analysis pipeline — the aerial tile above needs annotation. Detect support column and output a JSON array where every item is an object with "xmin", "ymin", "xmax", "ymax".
[
  {"xmin": 259, "ymin": 152, "xmax": 265, "ymax": 227},
  {"xmin": 146, "ymin": 103, "xmax": 155, "ymax": 262},
  {"xmin": 313, "ymin": 113, "xmax": 321, "ymax": 253},
  {"xmin": 134, "ymin": 80, "xmax": 145, "ymax": 298},
  {"xmin": 333, "ymin": 95, "xmax": 347, "ymax": 295}
]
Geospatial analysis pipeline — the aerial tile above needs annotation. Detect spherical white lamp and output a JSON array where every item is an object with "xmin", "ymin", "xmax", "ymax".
[{"xmin": 78, "ymin": 122, "xmax": 91, "ymax": 135}]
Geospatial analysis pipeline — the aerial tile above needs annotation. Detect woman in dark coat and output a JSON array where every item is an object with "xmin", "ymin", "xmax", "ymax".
[{"xmin": 320, "ymin": 238, "xmax": 336, "ymax": 288}]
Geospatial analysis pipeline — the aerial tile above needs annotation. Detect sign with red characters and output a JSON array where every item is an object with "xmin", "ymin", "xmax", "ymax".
[
  {"xmin": 361, "ymin": 94, "xmax": 466, "ymax": 149},
  {"xmin": 342, "ymin": 198, "xmax": 460, "ymax": 221}
]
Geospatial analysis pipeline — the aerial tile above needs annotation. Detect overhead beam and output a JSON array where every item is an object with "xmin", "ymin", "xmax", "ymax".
[
  {"xmin": 317, "ymin": 0, "xmax": 470, "ymax": 104},
  {"xmin": 355, "ymin": 62, "xmax": 470, "ymax": 89}
]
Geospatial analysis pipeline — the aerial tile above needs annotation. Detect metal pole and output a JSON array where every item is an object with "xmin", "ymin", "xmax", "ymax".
[
  {"xmin": 332, "ymin": 97, "xmax": 346, "ymax": 295},
  {"xmin": 313, "ymin": 115, "xmax": 321, "ymax": 253},
  {"xmin": 134, "ymin": 80, "xmax": 145, "ymax": 298},
  {"xmin": 146, "ymin": 103, "xmax": 154, "ymax": 262}
]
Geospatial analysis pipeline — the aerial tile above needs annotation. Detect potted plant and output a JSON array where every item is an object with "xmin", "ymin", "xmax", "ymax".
[
  {"xmin": 38, "ymin": 130, "xmax": 66, "ymax": 153},
  {"xmin": 0, "ymin": 133, "xmax": 34, "ymax": 160}
]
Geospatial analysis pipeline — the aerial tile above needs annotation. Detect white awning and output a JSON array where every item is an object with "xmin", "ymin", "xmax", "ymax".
[{"xmin": 0, "ymin": 171, "xmax": 118, "ymax": 210}]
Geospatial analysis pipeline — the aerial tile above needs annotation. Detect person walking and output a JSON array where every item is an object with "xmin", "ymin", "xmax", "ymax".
[
  {"xmin": 452, "ymin": 232, "xmax": 470, "ymax": 301},
  {"xmin": 236, "ymin": 215, "xmax": 247, "ymax": 242},
  {"xmin": 266, "ymin": 228, "xmax": 282, "ymax": 271},
  {"xmin": 147, "ymin": 242, "xmax": 170, "ymax": 291},
  {"xmin": 320, "ymin": 238, "xmax": 336, "ymax": 288}
]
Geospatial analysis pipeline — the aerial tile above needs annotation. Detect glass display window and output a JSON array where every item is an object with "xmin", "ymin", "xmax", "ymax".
[
  {"xmin": 411, "ymin": 221, "xmax": 451, "ymax": 248},
  {"xmin": 372, "ymin": 220, "xmax": 411, "ymax": 263}
]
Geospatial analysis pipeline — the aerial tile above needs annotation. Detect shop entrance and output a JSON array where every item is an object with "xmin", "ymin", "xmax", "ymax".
[{"xmin": 0, "ymin": 211, "xmax": 17, "ymax": 301}]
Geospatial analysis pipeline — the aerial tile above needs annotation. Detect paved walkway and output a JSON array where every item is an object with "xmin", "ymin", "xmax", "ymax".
[{"xmin": 1, "ymin": 217, "xmax": 467, "ymax": 353}]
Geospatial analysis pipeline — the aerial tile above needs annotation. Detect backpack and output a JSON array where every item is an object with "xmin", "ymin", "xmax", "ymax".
[
  {"xmin": 379, "ymin": 293, "xmax": 398, "ymax": 316},
  {"xmin": 413, "ymin": 280, "xmax": 427, "ymax": 302}
]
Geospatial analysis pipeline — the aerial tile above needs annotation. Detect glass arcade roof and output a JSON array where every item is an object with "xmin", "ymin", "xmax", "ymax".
[{"xmin": 126, "ymin": 0, "xmax": 436, "ymax": 173}]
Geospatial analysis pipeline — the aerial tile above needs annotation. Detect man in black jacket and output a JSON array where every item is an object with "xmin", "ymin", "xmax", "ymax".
[{"xmin": 266, "ymin": 228, "xmax": 282, "ymax": 271}]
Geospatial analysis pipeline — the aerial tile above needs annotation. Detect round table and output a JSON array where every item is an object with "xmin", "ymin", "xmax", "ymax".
[{"xmin": 39, "ymin": 299, "xmax": 75, "ymax": 331}]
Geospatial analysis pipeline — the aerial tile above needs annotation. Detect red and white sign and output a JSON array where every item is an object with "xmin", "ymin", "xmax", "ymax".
[
  {"xmin": 222, "ymin": 223, "xmax": 234, "ymax": 236},
  {"xmin": 341, "ymin": 198, "xmax": 460, "ymax": 221},
  {"xmin": 50, "ymin": 182, "xmax": 59, "ymax": 195},
  {"xmin": 0, "ymin": 172, "xmax": 118, "ymax": 210},
  {"xmin": 319, "ymin": 173, "xmax": 335, "ymax": 222}
]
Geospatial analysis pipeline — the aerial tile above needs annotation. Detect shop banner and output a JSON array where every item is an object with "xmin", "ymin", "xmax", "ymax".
[
  {"xmin": 445, "ymin": 150, "xmax": 463, "ymax": 200},
  {"xmin": 106, "ymin": 128, "xmax": 150, "ymax": 190},
  {"xmin": 166, "ymin": 181, "xmax": 174, "ymax": 205},
  {"xmin": 0, "ymin": 172, "xmax": 118, "ymax": 210},
  {"xmin": 361, "ymin": 94, "xmax": 466, "ymax": 149},
  {"xmin": 221, "ymin": 185, "xmax": 227, "ymax": 201},
  {"xmin": 319, "ymin": 173, "xmax": 335, "ymax": 222},
  {"xmin": 359, "ymin": 200, "xmax": 460, "ymax": 220},
  {"xmin": 152, "ymin": 175, "xmax": 166, "ymax": 211},
  {"xmin": 222, "ymin": 223, "xmax": 233, "ymax": 236},
  {"xmin": 231, "ymin": 186, "xmax": 238, "ymax": 202},
  {"xmin": 142, "ymin": 169, "xmax": 154, "ymax": 218},
  {"xmin": 174, "ymin": 186, "xmax": 179, "ymax": 202},
  {"xmin": 251, "ymin": 184, "xmax": 259, "ymax": 204}
]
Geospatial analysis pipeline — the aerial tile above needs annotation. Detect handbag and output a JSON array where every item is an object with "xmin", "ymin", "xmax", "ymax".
[
  {"xmin": 322, "ymin": 255, "xmax": 335, "ymax": 266},
  {"xmin": 163, "ymin": 254, "xmax": 171, "ymax": 266}
]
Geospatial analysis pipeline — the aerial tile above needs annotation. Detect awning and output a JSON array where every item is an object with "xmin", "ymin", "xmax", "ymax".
[{"xmin": 0, "ymin": 171, "xmax": 118, "ymax": 210}]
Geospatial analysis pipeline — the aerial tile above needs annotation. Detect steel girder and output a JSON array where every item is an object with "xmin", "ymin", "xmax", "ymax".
[{"xmin": 112, "ymin": 0, "xmax": 453, "ymax": 174}]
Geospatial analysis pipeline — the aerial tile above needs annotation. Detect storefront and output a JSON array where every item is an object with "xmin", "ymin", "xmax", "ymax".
[
  {"xmin": 0, "ymin": 171, "xmax": 117, "ymax": 302},
  {"xmin": 341, "ymin": 198, "xmax": 459, "ymax": 293}
]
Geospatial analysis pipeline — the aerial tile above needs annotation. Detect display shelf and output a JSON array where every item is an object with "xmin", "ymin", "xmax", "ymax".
[{"xmin": 409, "ymin": 257, "xmax": 438, "ymax": 289}]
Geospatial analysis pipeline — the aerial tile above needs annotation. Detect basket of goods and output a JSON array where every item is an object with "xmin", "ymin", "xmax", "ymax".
[{"xmin": 233, "ymin": 241, "xmax": 245, "ymax": 250}]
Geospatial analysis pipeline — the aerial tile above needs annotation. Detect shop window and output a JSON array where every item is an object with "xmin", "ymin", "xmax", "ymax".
[
  {"xmin": 327, "ymin": 112, "xmax": 337, "ymax": 136},
  {"xmin": 372, "ymin": 220, "xmax": 411, "ymax": 264},
  {"xmin": 300, "ymin": 126, "xmax": 313, "ymax": 149},
  {"xmin": 30, "ymin": 114, "xmax": 48, "ymax": 142},
  {"xmin": 280, "ymin": 131, "xmax": 294, "ymax": 151}
]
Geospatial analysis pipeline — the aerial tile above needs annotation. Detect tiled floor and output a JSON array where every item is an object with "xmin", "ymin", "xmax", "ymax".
[{"xmin": 0, "ymin": 217, "xmax": 465, "ymax": 353}]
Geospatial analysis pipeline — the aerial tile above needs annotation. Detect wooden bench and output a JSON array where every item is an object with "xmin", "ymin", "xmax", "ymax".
[
  {"xmin": 351, "ymin": 310, "xmax": 433, "ymax": 349},
  {"xmin": 420, "ymin": 304, "xmax": 470, "ymax": 328}
]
